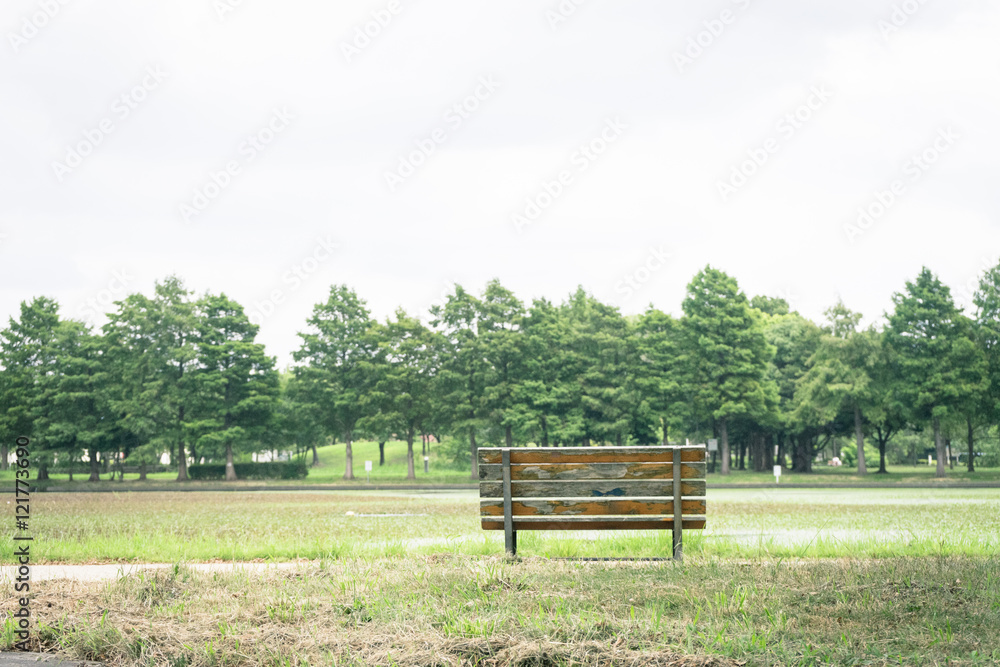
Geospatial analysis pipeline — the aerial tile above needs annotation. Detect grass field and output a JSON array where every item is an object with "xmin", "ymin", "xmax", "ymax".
[
  {"xmin": 3, "ymin": 439, "xmax": 999, "ymax": 488},
  {"xmin": 3, "ymin": 488, "xmax": 998, "ymax": 563},
  {"xmin": 3, "ymin": 556, "xmax": 999, "ymax": 665},
  {"xmin": 4, "ymin": 488, "xmax": 1000, "ymax": 665}
]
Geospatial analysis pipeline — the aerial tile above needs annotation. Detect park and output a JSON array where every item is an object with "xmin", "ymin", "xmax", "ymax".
[{"xmin": 3, "ymin": 264, "xmax": 1000, "ymax": 665}]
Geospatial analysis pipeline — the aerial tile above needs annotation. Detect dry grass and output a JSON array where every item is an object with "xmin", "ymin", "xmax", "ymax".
[{"xmin": 4, "ymin": 555, "xmax": 999, "ymax": 666}]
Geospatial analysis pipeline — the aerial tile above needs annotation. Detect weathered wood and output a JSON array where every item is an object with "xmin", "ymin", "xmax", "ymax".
[
  {"xmin": 479, "ymin": 446, "xmax": 706, "ymax": 465},
  {"xmin": 479, "ymin": 461, "xmax": 705, "ymax": 481},
  {"xmin": 481, "ymin": 517, "xmax": 707, "ymax": 531},
  {"xmin": 480, "ymin": 479, "xmax": 706, "ymax": 499},
  {"xmin": 480, "ymin": 498, "xmax": 706, "ymax": 516}
]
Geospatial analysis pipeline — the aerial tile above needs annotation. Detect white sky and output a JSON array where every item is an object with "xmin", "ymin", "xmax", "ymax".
[{"xmin": 2, "ymin": 0, "xmax": 999, "ymax": 367}]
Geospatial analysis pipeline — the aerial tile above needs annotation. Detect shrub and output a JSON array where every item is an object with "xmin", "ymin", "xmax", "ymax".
[{"xmin": 187, "ymin": 462, "xmax": 308, "ymax": 481}]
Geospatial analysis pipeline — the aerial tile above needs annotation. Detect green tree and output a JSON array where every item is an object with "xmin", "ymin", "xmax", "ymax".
[
  {"xmin": 295, "ymin": 285, "xmax": 380, "ymax": 480},
  {"xmin": 478, "ymin": 280, "xmax": 526, "ymax": 447},
  {"xmin": 973, "ymin": 260, "xmax": 1000, "ymax": 471},
  {"xmin": 430, "ymin": 285, "xmax": 486, "ymax": 476},
  {"xmin": 635, "ymin": 307, "xmax": 691, "ymax": 445},
  {"xmin": 885, "ymin": 268, "xmax": 988, "ymax": 478},
  {"xmin": 379, "ymin": 310, "xmax": 435, "ymax": 479},
  {"xmin": 682, "ymin": 267, "xmax": 774, "ymax": 474},
  {"xmin": 191, "ymin": 293, "xmax": 278, "ymax": 480},
  {"xmin": 0, "ymin": 297, "xmax": 62, "ymax": 479}
]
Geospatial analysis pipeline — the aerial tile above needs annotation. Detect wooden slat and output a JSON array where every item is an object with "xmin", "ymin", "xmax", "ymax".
[
  {"xmin": 481, "ymin": 516, "xmax": 707, "ymax": 531},
  {"xmin": 479, "ymin": 479, "xmax": 706, "ymax": 499},
  {"xmin": 479, "ymin": 446, "xmax": 705, "ymax": 465},
  {"xmin": 479, "ymin": 462, "xmax": 705, "ymax": 481},
  {"xmin": 480, "ymin": 498, "xmax": 706, "ymax": 517}
]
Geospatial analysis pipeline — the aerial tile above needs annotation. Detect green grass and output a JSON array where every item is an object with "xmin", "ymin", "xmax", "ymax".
[
  {"xmin": 4, "ymin": 487, "xmax": 998, "ymax": 563},
  {"xmin": 4, "ymin": 556, "xmax": 999, "ymax": 665},
  {"xmin": 4, "ymin": 440, "xmax": 998, "ymax": 489}
]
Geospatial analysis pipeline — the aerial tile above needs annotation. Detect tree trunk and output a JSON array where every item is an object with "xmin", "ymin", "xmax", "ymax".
[
  {"xmin": 505, "ymin": 425, "xmax": 513, "ymax": 448},
  {"xmin": 225, "ymin": 443, "xmax": 237, "ymax": 481},
  {"xmin": 190, "ymin": 442, "xmax": 197, "ymax": 466},
  {"xmin": 379, "ymin": 441, "xmax": 386, "ymax": 466},
  {"xmin": 469, "ymin": 428, "xmax": 478, "ymax": 480},
  {"xmin": 582, "ymin": 437, "xmax": 591, "ymax": 447},
  {"xmin": 877, "ymin": 437, "xmax": 888, "ymax": 474},
  {"xmin": 37, "ymin": 462, "xmax": 49, "ymax": 481},
  {"xmin": 139, "ymin": 461, "xmax": 147, "ymax": 481},
  {"xmin": 343, "ymin": 430, "xmax": 355, "ymax": 480},
  {"xmin": 176, "ymin": 440, "xmax": 189, "ymax": 481},
  {"xmin": 176, "ymin": 405, "xmax": 189, "ymax": 481},
  {"xmin": 541, "ymin": 417, "xmax": 549, "ymax": 447},
  {"xmin": 720, "ymin": 418, "xmax": 730, "ymax": 475},
  {"xmin": 967, "ymin": 416, "xmax": 975, "ymax": 473},
  {"xmin": 1, "ymin": 442, "xmax": 8, "ymax": 470},
  {"xmin": 68, "ymin": 455, "xmax": 73, "ymax": 482},
  {"xmin": 933, "ymin": 417, "xmax": 946, "ymax": 478},
  {"xmin": 88, "ymin": 449, "xmax": 100, "ymax": 482},
  {"xmin": 946, "ymin": 438, "xmax": 954, "ymax": 470},
  {"xmin": 662, "ymin": 418, "xmax": 669, "ymax": 446},
  {"xmin": 854, "ymin": 404, "xmax": 867, "ymax": 475},
  {"xmin": 406, "ymin": 431, "xmax": 416, "ymax": 480},
  {"xmin": 311, "ymin": 443, "xmax": 320, "ymax": 467},
  {"xmin": 421, "ymin": 435, "xmax": 426, "ymax": 457}
]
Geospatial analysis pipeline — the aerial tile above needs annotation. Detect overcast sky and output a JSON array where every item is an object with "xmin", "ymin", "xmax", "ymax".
[{"xmin": 2, "ymin": 0, "xmax": 999, "ymax": 367}]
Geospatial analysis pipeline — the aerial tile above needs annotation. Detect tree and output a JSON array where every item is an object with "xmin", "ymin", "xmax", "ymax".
[
  {"xmin": 682, "ymin": 267, "xmax": 774, "ymax": 474},
  {"xmin": 885, "ymin": 268, "xmax": 988, "ymax": 477},
  {"xmin": 0, "ymin": 297, "xmax": 62, "ymax": 479},
  {"xmin": 34, "ymin": 319, "xmax": 115, "ymax": 482},
  {"xmin": 477, "ymin": 280, "xmax": 526, "ymax": 447},
  {"xmin": 794, "ymin": 302, "xmax": 874, "ymax": 475},
  {"xmin": 973, "ymin": 259, "xmax": 1000, "ymax": 472},
  {"xmin": 379, "ymin": 310, "xmax": 435, "ymax": 479},
  {"xmin": 151, "ymin": 278, "xmax": 202, "ymax": 481},
  {"xmin": 295, "ymin": 285, "xmax": 380, "ymax": 480},
  {"xmin": 634, "ymin": 308, "xmax": 690, "ymax": 445},
  {"xmin": 191, "ymin": 294, "xmax": 278, "ymax": 480},
  {"xmin": 430, "ymin": 285, "xmax": 486, "ymax": 477}
]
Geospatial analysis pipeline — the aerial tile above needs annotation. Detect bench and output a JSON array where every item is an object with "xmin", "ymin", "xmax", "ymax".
[{"xmin": 478, "ymin": 445, "xmax": 707, "ymax": 560}]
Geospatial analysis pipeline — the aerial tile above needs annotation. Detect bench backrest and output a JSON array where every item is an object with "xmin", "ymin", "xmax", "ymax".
[{"xmin": 478, "ymin": 445, "xmax": 707, "ymax": 559}]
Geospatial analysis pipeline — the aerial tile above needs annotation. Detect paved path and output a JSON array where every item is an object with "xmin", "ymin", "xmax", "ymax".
[
  {"xmin": 0, "ymin": 561, "xmax": 305, "ymax": 583},
  {"xmin": 0, "ymin": 653, "xmax": 100, "ymax": 666}
]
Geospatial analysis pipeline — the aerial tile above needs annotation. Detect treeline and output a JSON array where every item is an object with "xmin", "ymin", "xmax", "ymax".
[{"xmin": 1, "ymin": 264, "xmax": 999, "ymax": 481}]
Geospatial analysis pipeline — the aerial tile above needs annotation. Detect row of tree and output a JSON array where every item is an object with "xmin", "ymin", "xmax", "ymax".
[{"xmin": 2, "ymin": 263, "xmax": 998, "ymax": 481}]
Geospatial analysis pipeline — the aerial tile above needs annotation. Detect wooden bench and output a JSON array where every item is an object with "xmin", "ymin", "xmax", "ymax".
[{"xmin": 478, "ymin": 445, "xmax": 707, "ymax": 560}]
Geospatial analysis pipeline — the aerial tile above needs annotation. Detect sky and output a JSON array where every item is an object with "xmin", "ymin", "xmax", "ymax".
[{"xmin": 2, "ymin": 0, "xmax": 999, "ymax": 367}]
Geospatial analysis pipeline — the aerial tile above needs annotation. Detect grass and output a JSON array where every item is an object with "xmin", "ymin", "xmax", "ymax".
[
  {"xmin": 3, "ymin": 556, "xmax": 999, "ymax": 666},
  {"xmin": 3, "ymin": 488, "xmax": 999, "ymax": 563},
  {"xmin": 3, "ymin": 440, "xmax": 998, "ymax": 489}
]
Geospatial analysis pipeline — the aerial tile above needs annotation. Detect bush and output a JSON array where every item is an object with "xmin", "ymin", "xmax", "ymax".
[{"xmin": 187, "ymin": 462, "xmax": 308, "ymax": 481}]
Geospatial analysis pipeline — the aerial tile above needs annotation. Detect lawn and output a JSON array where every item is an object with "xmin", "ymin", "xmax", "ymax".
[
  {"xmin": 4, "ymin": 488, "xmax": 1000, "ymax": 665},
  {"xmin": 4, "ymin": 488, "xmax": 998, "ymax": 563},
  {"xmin": 3, "ymin": 556, "xmax": 999, "ymax": 665},
  {"xmin": 4, "ymin": 440, "xmax": 999, "ymax": 489}
]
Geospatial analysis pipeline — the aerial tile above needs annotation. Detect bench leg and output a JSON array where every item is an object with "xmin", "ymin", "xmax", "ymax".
[
  {"xmin": 505, "ymin": 528, "xmax": 517, "ymax": 557},
  {"xmin": 672, "ymin": 527, "xmax": 683, "ymax": 562},
  {"xmin": 672, "ymin": 450, "xmax": 683, "ymax": 562}
]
